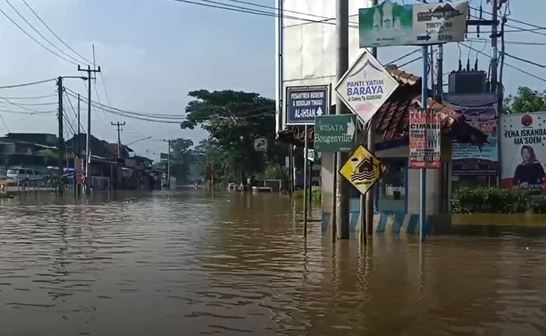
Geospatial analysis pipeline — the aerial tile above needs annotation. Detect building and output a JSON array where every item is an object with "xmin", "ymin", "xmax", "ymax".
[{"xmin": 275, "ymin": 0, "xmax": 486, "ymax": 235}]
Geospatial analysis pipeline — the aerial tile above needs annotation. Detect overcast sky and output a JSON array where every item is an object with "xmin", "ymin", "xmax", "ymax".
[{"xmin": 0, "ymin": 0, "xmax": 544, "ymax": 159}]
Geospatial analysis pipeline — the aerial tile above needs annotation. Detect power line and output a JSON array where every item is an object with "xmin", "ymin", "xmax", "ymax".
[
  {"xmin": 65, "ymin": 91, "xmax": 185, "ymax": 124},
  {"xmin": 0, "ymin": 93, "xmax": 56, "ymax": 100},
  {"xmin": 504, "ymin": 52, "xmax": 546, "ymax": 68},
  {"xmin": 0, "ymin": 100, "xmax": 57, "ymax": 106},
  {"xmin": 0, "ymin": 78, "xmax": 56, "ymax": 89},
  {"xmin": 64, "ymin": 90, "xmax": 84, "ymax": 131},
  {"xmin": 0, "ymin": 108, "xmax": 55, "ymax": 115},
  {"xmin": 2, "ymin": 0, "xmax": 80, "ymax": 65},
  {"xmin": 65, "ymin": 88, "xmax": 185, "ymax": 119},
  {"xmin": 467, "ymin": 38, "xmax": 546, "ymax": 46},
  {"xmin": 172, "ymin": 0, "xmax": 336, "ymax": 25},
  {"xmin": 459, "ymin": 42, "xmax": 546, "ymax": 83},
  {"xmin": 21, "ymin": 0, "xmax": 91, "ymax": 65},
  {"xmin": 0, "ymin": 96, "xmax": 55, "ymax": 113},
  {"xmin": 387, "ymin": 49, "xmax": 421, "ymax": 65}
]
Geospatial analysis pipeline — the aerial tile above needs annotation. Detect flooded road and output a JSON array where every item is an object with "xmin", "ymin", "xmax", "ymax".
[{"xmin": 0, "ymin": 192, "xmax": 545, "ymax": 335}]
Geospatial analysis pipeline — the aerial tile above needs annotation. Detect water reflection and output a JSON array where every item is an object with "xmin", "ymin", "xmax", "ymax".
[{"xmin": 0, "ymin": 192, "xmax": 544, "ymax": 335}]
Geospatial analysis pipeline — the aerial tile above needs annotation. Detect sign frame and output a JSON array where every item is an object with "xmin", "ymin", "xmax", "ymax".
[
  {"xmin": 335, "ymin": 50, "xmax": 399, "ymax": 126},
  {"xmin": 285, "ymin": 85, "xmax": 330, "ymax": 126},
  {"xmin": 409, "ymin": 108, "xmax": 441, "ymax": 169},
  {"xmin": 339, "ymin": 144, "xmax": 387, "ymax": 196}
]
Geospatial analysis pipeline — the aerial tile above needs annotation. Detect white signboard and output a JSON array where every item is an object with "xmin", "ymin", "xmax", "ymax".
[
  {"xmin": 413, "ymin": 2, "xmax": 469, "ymax": 45},
  {"xmin": 359, "ymin": 1, "xmax": 468, "ymax": 47},
  {"xmin": 335, "ymin": 50, "xmax": 399, "ymax": 125},
  {"xmin": 501, "ymin": 112, "xmax": 546, "ymax": 193}
]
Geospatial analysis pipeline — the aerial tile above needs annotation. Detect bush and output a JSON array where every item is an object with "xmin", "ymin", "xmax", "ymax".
[
  {"xmin": 293, "ymin": 189, "xmax": 321, "ymax": 201},
  {"xmin": 452, "ymin": 187, "xmax": 530, "ymax": 214}
]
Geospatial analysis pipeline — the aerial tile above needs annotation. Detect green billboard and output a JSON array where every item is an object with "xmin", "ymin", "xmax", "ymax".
[{"xmin": 314, "ymin": 115, "xmax": 356, "ymax": 153}]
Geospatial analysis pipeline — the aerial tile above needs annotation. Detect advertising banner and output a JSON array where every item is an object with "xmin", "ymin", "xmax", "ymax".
[
  {"xmin": 409, "ymin": 108, "xmax": 441, "ymax": 169},
  {"xmin": 444, "ymin": 93, "xmax": 498, "ymax": 175},
  {"xmin": 501, "ymin": 112, "xmax": 546, "ymax": 193}
]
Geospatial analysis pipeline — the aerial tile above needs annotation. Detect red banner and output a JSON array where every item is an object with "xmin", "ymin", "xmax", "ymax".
[{"xmin": 409, "ymin": 108, "xmax": 441, "ymax": 169}]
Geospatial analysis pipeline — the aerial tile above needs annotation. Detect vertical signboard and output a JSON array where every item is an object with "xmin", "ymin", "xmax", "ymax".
[
  {"xmin": 409, "ymin": 108, "xmax": 441, "ymax": 169},
  {"xmin": 359, "ymin": 1, "xmax": 468, "ymax": 47},
  {"xmin": 501, "ymin": 112, "xmax": 546, "ymax": 193},
  {"xmin": 444, "ymin": 93, "xmax": 499, "ymax": 175},
  {"xmin": 285, "ymin": 85, "xmax": 329, "ymax": 125}
]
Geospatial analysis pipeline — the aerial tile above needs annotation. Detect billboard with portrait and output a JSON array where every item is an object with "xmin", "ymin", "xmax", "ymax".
[{"xmin": 501, "ymin": 112, "xmax": 546, "ymax": 193}]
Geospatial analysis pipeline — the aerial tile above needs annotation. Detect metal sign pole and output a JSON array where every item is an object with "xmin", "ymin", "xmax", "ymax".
[
  {"xmin": 420, "ymin": 45, "xmax": 429, "ymax": 243},
  {"xmin": 303, "ymin": 124, "xmax": 309, "ymax": 237}
]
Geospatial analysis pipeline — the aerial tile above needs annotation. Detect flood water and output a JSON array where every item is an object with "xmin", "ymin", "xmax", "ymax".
[{"xmin": 0, "ymin": 192, "xmax": 545, "ymax": 336}]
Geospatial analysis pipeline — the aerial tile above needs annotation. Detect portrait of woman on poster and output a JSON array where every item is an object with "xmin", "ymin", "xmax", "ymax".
[{"xmin": 513, "ymin": 145, "xmax": 545, "ymax": 189}]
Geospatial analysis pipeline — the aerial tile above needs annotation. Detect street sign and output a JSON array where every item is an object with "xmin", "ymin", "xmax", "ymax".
[
  {"xmin": 305, "ymin": 148, "xmax": 316, "ymax": 162},
  {"xmin": 339, "ymin": 145, "xmax": 387, "ymax": 195},
  {"xmin": 285, "ymin": 85, "xmax": 329, "ymax": 125},
  {"xmin": 359, "ymin": 1, "xmax": 468, "ymax": 47},
  {"xmin": 409, "ymin": 108, "xmax": 441, "ymax": 169},
  {"xmin": 160, "ymin": 153, "xmax": 168, "ymax": 160},
  {"xmin": 254, "ymin": 137, "xmax": 268, "ymax": 152},
  {"xmin": 314, "ymin": 115, "xmax": 356, "ymax": 152},
  {"xmin": 335, "ymin": 50, "xmax": 399, "ymax": 125}
]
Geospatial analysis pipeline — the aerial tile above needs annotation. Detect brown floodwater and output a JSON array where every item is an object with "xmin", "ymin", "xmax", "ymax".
[{"xmin": 0, "ymin": 191, "xmax": 545, "ymax": 336}]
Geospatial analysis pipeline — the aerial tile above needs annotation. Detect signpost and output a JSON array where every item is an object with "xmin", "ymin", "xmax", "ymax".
[
  {"xmin": 285, "ymin": 85, "xmax": 330, "ymax": 125},
  {"xmin": 254, "ymin": 137, "xmax": 268, "ymax": 152},
  {"xmin": 335, "ymin": 50, "xmax": 399, "ymax": 125},
  {"xmin": 314, "ymin": 115, "xmax": 356, "ymax": 153},
  {"xmin": 409, "ymin": 108, "xmax": 441, "ymax": 169},
  {"xmin": 358, "ymin": 1, "xmax": 468, "ymax": 47}
]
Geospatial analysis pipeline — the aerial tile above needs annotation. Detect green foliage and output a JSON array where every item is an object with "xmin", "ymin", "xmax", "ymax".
[
  {"xmin": 181, "ymin": 90, "xmax": 287, "ymax": 183},
  {"xmin": 452, "ymin": 187, "xmax": 533, "ymax": 214},
  {"xmin": 293, "ymin": 188, "xmax": 322, "ymax": 201},
  {"xmin": 504, "ymin": 87, "xmax": 546, "ymax": 114},
  {"xmin": 264, "ymin": 165, "xmax": 284, "ymax": 180},
  {"xmin": 159, "ymin": 138, "xmax": 197, "ymax": 183},
  {"xmin": 41, "ymin": 149, "xmax": 58, "ymax": 166}
]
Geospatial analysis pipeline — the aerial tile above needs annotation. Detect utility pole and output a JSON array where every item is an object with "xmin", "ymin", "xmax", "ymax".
[
  {"xmin": 163, "ymin": 139, "xmax": 171, "ymax": 189},
  {"xmin": 78, "ymin": 65, "xmax": 101, "ymax": 192},
  {"xmin": 335, "ymin": 0, "xmax": 350, "ymax": 239},
  {"xmin": 111, "ymin": 122, "xmax": 126, "ymax": 159},
  {"xmin": 57, "ymin": 77, "xmax": 64, "ymax": 196},
  {"xmin": 491, "ymin": 0, "xmax": 498, "ymax": 93},
  {"xmin": 364, "ymin": 0, "xmax": 379, "ymax": 241},
  {"xmin": 77, "ymin": 94, "xmax": 81, "ymax": 156}
]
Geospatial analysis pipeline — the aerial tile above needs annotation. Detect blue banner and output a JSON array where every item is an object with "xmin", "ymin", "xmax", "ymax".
[{"xmin": 285, "ymin": 86, "xmax": 329, "ymax": 125}]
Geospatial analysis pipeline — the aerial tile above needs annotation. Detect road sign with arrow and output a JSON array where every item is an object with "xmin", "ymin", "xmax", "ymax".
[
  {"xmin": 314, "ymin": 114, "xmax": 357, "ymax": 152},
  {"xmin": 285, "ymin": 85, "xmax": 330, "ymax": 125}
]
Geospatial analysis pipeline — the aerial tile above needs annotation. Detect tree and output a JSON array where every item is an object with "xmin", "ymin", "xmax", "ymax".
[
  {"xmin": 504, "ymin": 87, "xmax": 546, "ymax": 114},
  {"xmin": 181, "ymin": 90, "xmax": 286, "ymax": 183},
  {"xmin": 158, "ymin": 138, "xmax": 196, "ymax": 183}
]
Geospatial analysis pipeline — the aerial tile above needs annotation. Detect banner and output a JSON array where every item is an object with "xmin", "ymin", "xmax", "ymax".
[
  {"xmin": 409, "ymin": 109, "xmax": 441, "ymax": 169},
  {"xmin": 501, "ymin": 112, "xmax": 546, "ymax": 193},
  {"xmin": 444, "ymin": 93, "xmax": 498, "ymax": 175},
  {"xmin": 359, "ymin": 1, "xmax": 468, "ymax": 47},
  {"xmin": 74, "ymin": 158, "xmax": 85, "ymax": 185}
]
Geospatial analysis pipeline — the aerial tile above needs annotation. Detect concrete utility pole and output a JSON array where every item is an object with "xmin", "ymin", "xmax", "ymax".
[
  {"xmin": 436, "ymin": 0, "xmax": 444, "ymax": 100},
  {"xmin": 335, "ymin": 0, "xmax": 350, "ymax": 239},
  {"xmin": 111, "ymin": 122, "xmax": 126, "ymax": 159},
  {"xmin": 78, "ymin": 65, "xmax": 101, "ymax": 191},
  {"xmin": 77, "ymin": 94, "xmax": 81, "ymax": 155},
  {"xmin": 57, "ymin": 77, "xmax": 64, "ymax": 196},
  {"xmin": 163, "ymin": 139, "xmax": 172, "ymax": 189},
  {"xmin": 491, "ymin": 0, "xmax": 498, "ymax": 93},
  {"xmin": 365, "ymin": 0, "xmax": 379, "ymax": 240}
]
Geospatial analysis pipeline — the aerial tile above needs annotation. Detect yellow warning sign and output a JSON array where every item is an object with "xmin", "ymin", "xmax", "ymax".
[{"xmin": 339, "ymin": 144, "xmax": 386, "ymax": 195}]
